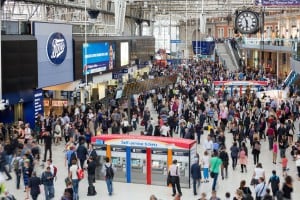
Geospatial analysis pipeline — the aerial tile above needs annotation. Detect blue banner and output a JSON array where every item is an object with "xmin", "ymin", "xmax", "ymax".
[
  {"xmin": 34, "ymin": 89, "xmax": 44, "ymax": 119},
  {"xmin": 83, "ymin": 42, "xmax": 115, "ymax": 75},
  {"xmin": 255, "ymin": 0, "xmax": 300, "ymax": 6},
  {"xmin": 192, "ymin": 41, "xmax": 215, "ymax": 55}
]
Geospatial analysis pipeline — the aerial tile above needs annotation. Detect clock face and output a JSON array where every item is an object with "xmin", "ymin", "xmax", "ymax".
[{"xmin": 235, "ymin": 11, "xmax": 259, "ymax": 34}]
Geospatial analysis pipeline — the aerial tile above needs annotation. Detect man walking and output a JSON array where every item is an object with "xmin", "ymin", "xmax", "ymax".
[
  {"xmin": 190, "ymin": 157, "xmax": 201, "ymax": 195},
  {"xmin": 87, "ymin": 156, "xmax": 97, "ymax": 196},
  {"xmin": 41, "ymin": 166, "xmax": 55, "ymax": 200},
  {"xmin": 102, "ymin": 157, "xmax": 116, "ymax": 196},
  {"xmin": 210, "ymin": 151, "xmax": 222, "ymax": 191}
]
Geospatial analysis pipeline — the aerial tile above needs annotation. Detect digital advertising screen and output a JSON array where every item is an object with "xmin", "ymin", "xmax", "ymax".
[
  {"xmin": 120, "ymin": 42, "xmax": 129, "ymax": 66},
  {"xmin": 83, "ymin": 42, "xmax": 115, "ymax": 75}
]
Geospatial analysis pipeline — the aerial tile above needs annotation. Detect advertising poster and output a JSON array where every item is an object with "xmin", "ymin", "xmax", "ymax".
[
  {"xmin": 83, "ymin": 42, "xmax": 115, "ymax": 75},
  {"xmin": 34, "ymin": 22, "xmax": 73, "ymax": 88}
]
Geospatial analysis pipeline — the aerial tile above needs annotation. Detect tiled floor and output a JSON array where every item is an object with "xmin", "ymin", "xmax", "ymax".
[{"xmin": 5, "ymin": 100, "xmax": 300, "ymax": 200}]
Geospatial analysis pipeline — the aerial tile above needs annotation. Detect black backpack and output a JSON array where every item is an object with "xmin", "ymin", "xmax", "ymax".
[{"xmin": 105, "ymin": 165, "xmax": 114, "ymax": 179}]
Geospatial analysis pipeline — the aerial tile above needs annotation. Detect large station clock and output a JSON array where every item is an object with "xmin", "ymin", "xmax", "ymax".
[{"xmin": 235, "ymin": 10, "xmax": 259, "ymax": 34}]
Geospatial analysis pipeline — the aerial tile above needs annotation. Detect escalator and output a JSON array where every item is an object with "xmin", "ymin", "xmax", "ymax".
[
  {"xmin": 227, "ymin": 39, "xmax": 243, "ymax": 71},
  {"xmin": 283, "ymin": 70, "xmax": 300, "ymax": 87}
]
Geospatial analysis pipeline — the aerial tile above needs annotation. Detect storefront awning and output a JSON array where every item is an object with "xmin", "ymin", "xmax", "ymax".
[{"xmin": 43, "ymin": 80, "xmax": 81, "ymax": 91}]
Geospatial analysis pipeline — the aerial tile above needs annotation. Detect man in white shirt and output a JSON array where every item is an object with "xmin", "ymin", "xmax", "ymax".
[
  {"xmin": 203, "ymin": 135, "xmax": 213, "ymax": 155},
  {"xmin": 160, "ymin": 123, "xmax": 170, "ymax": 137},
  {"xmin": 255, "ymin": 177, "xmax": 267, "ymax": 200}
]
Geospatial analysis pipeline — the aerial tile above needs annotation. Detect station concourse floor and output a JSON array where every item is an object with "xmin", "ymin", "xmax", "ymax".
[{"xmin": 5, "ymin": 100, "xmax": 300, "ymax": 200}]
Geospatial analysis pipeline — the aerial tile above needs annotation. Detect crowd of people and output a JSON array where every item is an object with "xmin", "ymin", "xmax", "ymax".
[{"xmin": 0, "ymin": 59, "xmax": 299, "ymax": 200}]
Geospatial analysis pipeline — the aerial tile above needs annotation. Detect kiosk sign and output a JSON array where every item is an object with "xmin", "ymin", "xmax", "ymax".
[{"xmin": 46, "ymin": 32, "xmax": 67, "ymax": 65}]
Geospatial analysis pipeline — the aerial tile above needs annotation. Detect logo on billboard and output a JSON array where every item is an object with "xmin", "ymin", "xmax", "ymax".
[{"xmin": 46, "ymin": 32, "xmax": 67, "ymax": 65}]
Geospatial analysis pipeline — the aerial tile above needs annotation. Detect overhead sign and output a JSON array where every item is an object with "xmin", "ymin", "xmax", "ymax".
[
  {"xmin": 255, "ymin": 0, "xmax": 300, "ymax": 6},
  {"xmin": 112, "ymin": 73, "xmax": 119, "ymax": 80},
  {"xmin": 46, "ymin": 32, "xmax": 67, "ymax": 65},
  {"xmin": 170, "ymin": 40, "xmax": 181, "ymax": 44},
  {"xmin": 192, "ymin": 41, "xmax": 215, "ymax": 55}
]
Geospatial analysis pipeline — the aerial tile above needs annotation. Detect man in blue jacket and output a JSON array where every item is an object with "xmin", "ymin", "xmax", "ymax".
[{"xmin": 191, "ymin": 156, "xmax": 202, "ymax": 196}]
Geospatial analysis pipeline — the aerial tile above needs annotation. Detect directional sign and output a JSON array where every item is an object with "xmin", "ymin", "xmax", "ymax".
[
  {"xmin": 112, "ymin": 73, "xmax": 119, "ymax": 80},
  {"xmin": 170, "ymin": 40, "xmax": 181, "ymax": 44}
]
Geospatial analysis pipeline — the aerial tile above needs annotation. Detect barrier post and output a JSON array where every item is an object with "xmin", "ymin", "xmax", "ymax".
[
  {"xmin": 167, "ymin": 148, "xmax": 172, "ymax": 187},
  {"xmin": 126, "ymin": 146, "xmax": 131, "ymax": 183},
  {"xmin": 146, "ymin": 148, "xmax": 151, "ymax": 185},
  {"xmin": 106, "ymin": 145, "xmax": 111, "ymax": 159}
]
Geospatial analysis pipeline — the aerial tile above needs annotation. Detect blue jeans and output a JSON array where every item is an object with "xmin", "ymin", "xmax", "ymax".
[
  {"xmin": 105, "ymin": 178, "xmax": 113, "ymax": 195},
  {"xmin": 44, "ymin": 185, "xmax": 54, "ymax": 200},
  {"xmin": 212, "ymin": 172, "xmax": 219, "ymax": 191},
  {"xmin": 5, "ymin": 155, "xmax": 12, "ymax": 172},
  {"xmin": 203, "ymin": 168, "xmax": 209, "ymax": 179},
  {"xmin": 72, "ymin": 179, "xmax": 79, "ymax": 200}
]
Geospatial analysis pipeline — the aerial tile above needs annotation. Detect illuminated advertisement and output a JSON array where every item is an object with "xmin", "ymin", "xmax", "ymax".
[
  {"xmin": 83, "ymin": 42, "xmax": 115, "ymax": 75},
  {"xmin": 120, "ymin": 42, "xmax": 129, "ymax": 66}
]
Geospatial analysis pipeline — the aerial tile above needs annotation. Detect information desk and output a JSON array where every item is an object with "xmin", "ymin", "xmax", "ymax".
[{"xmin": 91, "ymin": 135, "xmax": 197, "ymax": 188}]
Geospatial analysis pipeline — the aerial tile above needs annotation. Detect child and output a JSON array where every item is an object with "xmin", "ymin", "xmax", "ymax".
[
  {"xmin": 273, "ymin": 139, "xmax": 278, "ymax": 164},
  {"xmin": 281, "ymin": 155, "xmax": 288, "ymax": 177}
]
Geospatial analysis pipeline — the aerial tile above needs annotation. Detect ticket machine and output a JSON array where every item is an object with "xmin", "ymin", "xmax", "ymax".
[
  {"xmin": 130, "ymin": 148, "xmax": 147, "ymax": 184},
  {"xmin": 110, "ymin": 146, "xmax": 127, "ymax": 182},
  {"xmin": 151, "ymin": 149, "xmax": 168, "ymax": 186}
]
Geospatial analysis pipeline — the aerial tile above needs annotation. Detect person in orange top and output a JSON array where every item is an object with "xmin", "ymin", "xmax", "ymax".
[{"xmin": 282, "ymin": 155, "xmax": 288, "ymax": 177}]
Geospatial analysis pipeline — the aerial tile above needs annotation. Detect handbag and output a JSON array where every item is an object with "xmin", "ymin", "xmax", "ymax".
[
  {"xmin": 77, "ymin": 168, "xmax": 84, "ymax": 180},
  {"xmin": 167, "ymin": 171, "xmax": 171, "ymax": 186},
  {"xmin": 210, "ymin": 172, "xmax": 215, "ymax": 178},
  {"xmin": 250, "ymin": 178, "xmax": 256, "ymax": 186}
]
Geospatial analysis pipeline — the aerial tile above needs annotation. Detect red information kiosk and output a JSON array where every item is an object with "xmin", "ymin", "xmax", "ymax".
[{"xmin": 91, "ymin": 135, "xmax": 197, "ymax": 188}]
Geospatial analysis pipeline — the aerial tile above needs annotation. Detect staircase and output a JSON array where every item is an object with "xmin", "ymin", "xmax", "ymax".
[{"xmin": 216, "ymin": 43, "xmax": 238, "ymax": 72}]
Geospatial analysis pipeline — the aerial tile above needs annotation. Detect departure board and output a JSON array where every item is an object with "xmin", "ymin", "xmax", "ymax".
[{"xmin": 256, "ymin": 0, "xmax": 300, "ymax": 6}]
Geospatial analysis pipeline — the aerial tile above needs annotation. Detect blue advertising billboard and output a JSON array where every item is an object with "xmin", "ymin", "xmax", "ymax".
[
  {"xmin": 255, "ymin": 0, "xmax": 300, "ymax": 6},
  {"xmin": 192, "ymin": 41, "xmax": 215, "ymax": 55},
  {"xmin": 34, "ymin": 22, "xmax": 73, "ymax": 88},
  {"xmin": 83, "ymin": 42, "xmax": 115, "ymax": 75}
]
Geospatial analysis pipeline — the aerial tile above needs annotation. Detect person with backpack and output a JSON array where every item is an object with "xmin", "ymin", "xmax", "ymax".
[
  {"xmin": 102, "ymin": 157, "xmax": 116, "ymax": 196},
  {"xmin": 65, "ymin": 145, "xmax": 77, "ymax": 171},
  {"xmin": 238, "ymin": 180, "xmax": 253, "ymax": 200},
  {"xmin": 268, "ymin": 170, "xmax": 280, "ymax": 198}
]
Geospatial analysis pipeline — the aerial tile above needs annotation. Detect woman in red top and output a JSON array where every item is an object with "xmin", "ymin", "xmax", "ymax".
[{"xmin": 266, "ymin": 126, "xmax": 275, "ymax": 150}]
